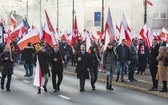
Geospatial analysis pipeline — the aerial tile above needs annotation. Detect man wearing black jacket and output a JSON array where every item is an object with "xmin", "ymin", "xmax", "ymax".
[
  {"xmin": 50, "ymin": 45, "xmax": 65, "ymax": 92},
  {"xmin": 149, "ymin": 39, "xmax": 159, "ymax": 91}
]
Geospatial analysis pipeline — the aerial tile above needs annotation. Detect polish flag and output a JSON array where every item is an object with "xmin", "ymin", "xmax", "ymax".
[
  {"xmin": 160, "ymin": 27, "xmax": 168, "ymax": 38},
  {"xmin": 17, "ymin": 29, "xmax": 40, "ymax": 50},
  {"xmin": 42, "ymin": 23, "xmax": 57, "ymax": 47},
  {"xmin": 10, "ymin": 21, "xmax": 27, "ymax": 39},
  {"xmin": 146, "ymin": 26, "xmax": 153, "ymax": 47},
  {"xmin": 120, "ymin": 13, "xmax": 132, "ymax": 46},
  {"xmin": 105, "ymin": 8, "xmax": 115, "ymax": 37},
  {"xmin": 66, "ymin": 33, "xmax": 73, "ymax": 46},
  {"xmin": 18, "ymin": 29, "xmax": 23, "ymax": 38},
  {"xmin": 10, "ymin": 15, "xmax": 17, "ymax": 28},
  {"xmin": 119, "ymin": 24, "xmax": 126, "ymax": 45},
  {"xmin": 153, "ymin": 31, "xmax": 157, "ymax": 39},
  {"xmin": 104, "ymin": 29, "xmax": 110, "ymax": 51},
  {"xmin": 139, "ymin": 24, "xmax": 148, "ymax": 40},
  {"xmin": 86, "ymin": 34, "xmax": 91, "ymax": 53},
  {"xmin": 33, "ymin": 56, "xmax": 42, "ymax": 87},
  {"xmin": 147, "ymin": 0, "xmax": 153, "ymax": 6},
  {"xmin": 44, "ymin": 9, "xmax": 55, "ymax": 33}
]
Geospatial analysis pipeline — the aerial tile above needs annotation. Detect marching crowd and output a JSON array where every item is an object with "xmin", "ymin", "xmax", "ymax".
[{"xmin": 0, "ymin": 38, "xmax": 168, "ymax": 94}]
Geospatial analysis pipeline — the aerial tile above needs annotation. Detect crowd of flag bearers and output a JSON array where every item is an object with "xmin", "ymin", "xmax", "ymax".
[{"xmin": 0, "ymin": 5, "xmax": 168, "ymax": 94}]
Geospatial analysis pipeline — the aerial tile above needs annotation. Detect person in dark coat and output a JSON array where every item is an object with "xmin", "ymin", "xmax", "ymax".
[
  {"xmin": 149, "ymin": 39, "xmax": 159, "ymax": 91},
  {"xmin": 128, "ymin": 39, "xmax": 138, "ymax": 82},
  {"xmin": 75, "ymin": 44, "xmax": 90, "ymax": 92},
  {"xmin": 21, "ymin": 42, "xmax": 35, "ymax": 79},
  {"xmin": 137, "ymin": 39, "xmax": 149, "ymax": 75},
  {"xmin": 116, "ymin": 39, "xmax": 130, "ymax": 83},
  {"xmin": 103, "ymin": 42, "xmax": 117, "ymax": 90},
  {"xmin": 89, "ymin": 45, "xmax": 100, "ymax": 90},
  {"xmin": 50, "ymin": 45, "xmax": 65, "ymax": 92},
  {"xmin": 0, "ymin": 46, "xmax": 14, "ymax": 91},
  {"xmin": 35, "ymin": 45, "xmax": 50, "ymax": 94}
]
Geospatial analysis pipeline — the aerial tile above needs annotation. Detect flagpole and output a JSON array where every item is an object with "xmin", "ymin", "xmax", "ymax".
[
  {"xmin": 57, "ymin": 0, "xmax": 59, "ymax": 29},
  {"xmin": 40, "ymin": 0, "xmax": 42, "ymax": 26},
  {"xmin": 101, "ymin": 0, "xmax": 104, "ymax": 34},
  {"xmin": 144, "ymin": 0, "xmax": 147, "ymax": 24}
]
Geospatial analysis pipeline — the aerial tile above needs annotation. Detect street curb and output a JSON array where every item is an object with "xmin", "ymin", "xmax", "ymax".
[{"xmin": 64, "ymin": 70, "xmax": 168, "ymax": 99}]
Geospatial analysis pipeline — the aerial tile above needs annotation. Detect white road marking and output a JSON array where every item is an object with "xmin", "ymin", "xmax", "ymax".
[
  {"xmin": 59, "ymin": 95, "xmax": 71, "ymax": 100},
  {"xmin": 23, "ymin": 80, "xmax": 30, "ymax": 84},
  {"xmin": 12, "ymin": 75, "xmax": 17, "ymax": 79}
]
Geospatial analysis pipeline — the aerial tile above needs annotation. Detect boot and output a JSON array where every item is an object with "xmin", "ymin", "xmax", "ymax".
[
  {"xmin": 160, "ymin": 81, "xmax": 167, "ymax": 92},
  {"xmin": 109, "ymin": 85, "xmax": 114, "ymax": 90},
  {"xmin": 43, "ymin": 85, "xmax": 47, "ymax": 92},
  {"xmin": 106, "ymin": 83, "xmax": 109, "ymax": 90},
  {"xmin": 116, "ymin": 72, "xmax": 120, "ymax": 82},
  {"xmin": 37, "ymin": 89, "xmax": 41, "ymax": 94}
]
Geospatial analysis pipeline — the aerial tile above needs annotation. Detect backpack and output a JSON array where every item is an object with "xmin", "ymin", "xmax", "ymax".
[{"xmin": 163, "ymin": 56, "xmax": 168, "ymax": 66}]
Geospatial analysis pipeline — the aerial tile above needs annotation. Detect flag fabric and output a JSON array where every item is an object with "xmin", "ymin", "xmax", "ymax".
[
  {"xmin": 86, "ymin": 33, "xmax": 91, "ymax": 53},
  {"xmin": 104, "ymin": 30, "xmax": 110, "ymax": 51},
  {"xmin": 147, "ymin": 0, "xmax": 153, "ymax": 6},
  {"xmin": 10, "ymin": 15, "xmax": 17, "ymax": 28},
  {"xmin": 17, "ymin": 29, "xmax": 40, "ymax": 50},
  {"xmin": 146, "ymin": 26, "xmax": 152, "ymax": 47},
  {"xmin": 139, "ymin": 24, "xmax": 148, "ymax": 40},
  {"xmin": 33, "ymin": 56, "xmax": 42, "ymax": 87},
  {"xmin": 10, "ymin": 21, "xmax": 27, "ymax": 39},
  {"xmin": 72, "ymin": 16, "xmax": 78, "ymax": 44},
  {"xmin": 44, "ymin": 9, "xmax": 55, "ymax": 33},
  {"xmin": 42, "ymin": 23, "xmax": 57, "ymax": 47},
  {"xmin": 23, "ymin": 18, "xmax": 30, "ymax": 30},
  {"xmin": 161, "ymin": 27, "xmax": 168, "ymax": 38},
  {"xmin": 105, "ymin": 8, "xmax": 115, "ymax": 37}
]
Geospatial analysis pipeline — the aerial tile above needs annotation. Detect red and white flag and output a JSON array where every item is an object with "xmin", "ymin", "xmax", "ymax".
[
  {"xmin": 10, "ymin": 21, "xmax": 27, "ymax": 39},
  {"xmin": 160, "ymin": 27, "xmax": 168, "ymax": 38},
  {"xmin": 17, "ymin": 29, "xmax": 40, "ymax": 50},
  {"xmin": 147, "ymin": 0, "xmax": 153, "ymax": 6},
  {"xmin": 86, "ymin": 33, "xmax": 91, "ymax": 53},
  {"xmin": 42, "ymin": 23, "xmax": 57, "ymax": 47},
  {"xmin": 139, "ymin": 24, "xmax": 148, "ymax": 40},
  {"xmin": 44, "ymin": 9, "xmax": 55, "ymax": 33},
  {"xmin": 10, "ymin": 15, "xmax": 17, "ymax": 28},
  {"xmin": 33, "ymin": 56, "xmax": 42, "ymax": 87},
  {"xmin": 105, "ymin": 8, "xmax": 115, "ymax": 37},
  {"xmin": 104, "ymin": 29, "xmax": 110, "ymax": 51}
]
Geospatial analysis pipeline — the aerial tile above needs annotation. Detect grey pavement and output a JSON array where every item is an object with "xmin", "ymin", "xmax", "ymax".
[
  {"xmin": 0, "ymin": 65, "xmax": 168, "ymax": 105},
  {"xmin": 64, "ymin": 64, "xmax": 168, "ymax": 99}
]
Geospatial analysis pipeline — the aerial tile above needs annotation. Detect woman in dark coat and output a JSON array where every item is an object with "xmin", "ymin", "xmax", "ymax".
[
  {"xmin": 75, "ymin": 44, "xmax": 90, "ymax": 92},
  {"xmin": 89, "ymin": 46, "xmax": 100, "ymax": 90},
  {"xmin": 0, "ymin": 46, "xmax": 14, "ymax": 91},
  {"xmin": 50, "ymin": 45, "xmax": 65, "ymax": 92},
  {"xmin": 35, "ymin": 45, "xmax": 50, "ymax": 94}
]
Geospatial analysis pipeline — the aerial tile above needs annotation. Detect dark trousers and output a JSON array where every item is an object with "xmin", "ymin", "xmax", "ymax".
[
  {"xmin": 89, "ymin": 69, "xmax": 98, "ymax": 88},
  {"xmin": 52, "ymin": 72, "xmax": 63, "ymax": 89},
  {"xmin": 79, "ymin": 74, "xmax": 85, "ymax": 90},
  {"xmin": 128, "ymin": 59, "xmax": 137, "ymax": 80},
  {"xmin": 71, "ymin": 54, "xmax": 76, "ymax": 66},
  {"xmin": 150, "ymin": 66, "xmax": 158, "ymax": 88},
  {"xmin": 138, "ymin": 58, "xmax": 147, "ymax": 73},
  {"xmin": 1, "ymin": 73, "xmax": 12, "ymax": 89}
]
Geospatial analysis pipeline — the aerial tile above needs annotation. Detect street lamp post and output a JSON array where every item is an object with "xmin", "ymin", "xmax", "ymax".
[
  {"xmin": 101, "ymin": 0, "xmax": 104, "ymax": 34},
  {"xmin": 144, "ymin": 0, "xmax": 147, "ymax": 24},
  {"xmin": 72, "ymin": 0, "xmax": 75, "ymax": 30}
]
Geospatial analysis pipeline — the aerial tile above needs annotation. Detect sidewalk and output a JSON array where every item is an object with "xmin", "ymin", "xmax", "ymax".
[{"xmin": 64, "ymin": 65, "xmax": 168, "ymax": 99}]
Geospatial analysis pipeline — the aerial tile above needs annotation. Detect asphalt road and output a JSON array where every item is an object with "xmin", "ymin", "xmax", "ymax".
[{"xmin": 0, "ymin": 65, "xmax": 168, "ymax": 105}]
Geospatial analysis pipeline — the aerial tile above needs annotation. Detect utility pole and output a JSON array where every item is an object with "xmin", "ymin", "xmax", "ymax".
[
  {"xmin": 40, "ymin": 0, "xmax": 41, "ymax": 24},
  {"xmin": 101, "ymin": 0, "xmax": 104, "ymax": 34},
  {"xmin": 57, "ymin": 0, "xmax": 59, "ymax": 28},
  {"xmin": 144, "ymin": 0, "xmax": 147, "ymax": 24},
  {"xmin": 26, "ymin": 0, "xmax": 28, "ymax": 19},
  {"xmin": 72, "ymin": 0, "xmax": 75, "ymax": 30}
]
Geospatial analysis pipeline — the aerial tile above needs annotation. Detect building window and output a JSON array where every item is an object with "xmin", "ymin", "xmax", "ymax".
[{"xmin": 153, "ymin": 4, "xmax": 167, "ymax": 19}]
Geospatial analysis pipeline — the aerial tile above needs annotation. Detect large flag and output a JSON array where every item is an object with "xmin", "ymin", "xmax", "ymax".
[
  {"xmin": 17, "ymin": 29, "xmax": 40, "ymax": 50},
  {"xmin": 33, "ymin": 56, "xmax": 42, "ymax": 87},
  {"xmin": 146, "ymin": 26, "xmax": 152, "ymax": 47},
  {"xmin": 42, "ymin": 23, "xmax": 57, "ymax": 47},
  {"xmin": 104, "ymin": 29, "xmax": 110, "ymax": 51},
  {"xmin": 105, "ymin": 8, "xmax": 115, "ymax": 37},
  {"xmin": 44, "ymin": 9, "xmax": 55, "ymax": 33},
  {"xmin": 139, "ymin": 24, "xmax": 148, "ymax": 40},
  {"xmin": 10, "ymin": 21, "xmax": 27, "ymax": 39},
  {"xmin": 72, "ymin": 16, "xmax": 78, "ymax": 44},
  {"xmin": 86, "ymin": 33, "xmax": 91, "ymax": 53},
  {"xmin": 10, "ymin": 14, "xmax": 17, "ymax": 28}
]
